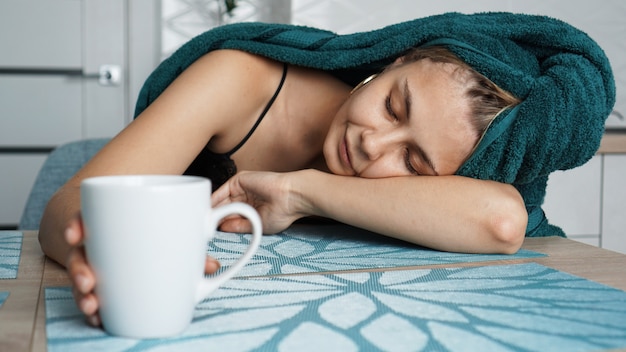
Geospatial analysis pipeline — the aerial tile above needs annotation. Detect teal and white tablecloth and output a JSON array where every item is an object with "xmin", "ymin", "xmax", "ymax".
[
  {"xmin": 0, "ymin": 231, "xmax": 22, "ymax": 309},
  {"xmin": 211, "ymin": 224, "xmax": 545, "ymax": 277},
  {"xmin": 0, "ymin": 231, "xmax": 22, "ymax": 280},
  {"xmin": 45, "ymin": 263, "xmax": 626, "ymax": 352}
]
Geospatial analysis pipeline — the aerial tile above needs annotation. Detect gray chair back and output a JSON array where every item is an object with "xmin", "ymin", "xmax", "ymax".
[{"xmin": 18, "ymin": 139, "xmax": 109, "ymax": 230}]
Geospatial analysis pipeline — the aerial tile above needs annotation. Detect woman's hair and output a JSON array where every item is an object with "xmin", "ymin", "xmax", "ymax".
[{"xmin": 400, "ymin": 46, "xmax": 521, "ymax": 145}]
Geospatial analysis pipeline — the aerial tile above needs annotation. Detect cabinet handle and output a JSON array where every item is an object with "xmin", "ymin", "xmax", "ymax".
[
  {"xmin": 0, "ymin": 65, "xmax": 121, "ymax": 87},
  {"xmin": 82, "ymin": 65, "xmax": 122, "ymax": 86}
]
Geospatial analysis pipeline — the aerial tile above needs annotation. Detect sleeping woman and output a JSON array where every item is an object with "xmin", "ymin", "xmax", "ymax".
[{"xmin": 37, "ymin": 12, "xmax": 615, "ymax": 326}]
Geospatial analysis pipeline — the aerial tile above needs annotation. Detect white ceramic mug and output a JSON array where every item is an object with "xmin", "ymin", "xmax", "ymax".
[{"xmin": 80, "ymin": 175, "xmax": 262, "ymax": 339}]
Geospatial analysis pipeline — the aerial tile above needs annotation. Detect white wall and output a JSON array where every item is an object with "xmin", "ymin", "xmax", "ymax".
[
  {"xmin": 162, "ymin": 0, "xmax": 625, "ymax": 128},
  {"xmin": 290, "ymin": 0, "xmax": 626, "ymax": 128}
]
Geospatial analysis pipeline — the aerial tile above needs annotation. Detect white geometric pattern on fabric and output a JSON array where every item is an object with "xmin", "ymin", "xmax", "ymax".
[
  {"xmin": 209, "ymin": 224, "xmax": 546, "ymax": 277},
  {"xmin": 45, "ymin": 263, "xmax": 626, "ymax": 351},
  {"xmin": 0, "ymin": 231, "xmax": 22, "ymax": 279}
]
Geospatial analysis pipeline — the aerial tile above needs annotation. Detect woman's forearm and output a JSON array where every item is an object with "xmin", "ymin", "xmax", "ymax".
[{"xmin": 292, "ymin": 170, "xmax": 527, "ymax": 254}]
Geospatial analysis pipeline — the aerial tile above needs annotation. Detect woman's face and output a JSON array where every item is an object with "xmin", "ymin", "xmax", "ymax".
[{"xmin": 324, "ymin": 59, "xmax": 477, "ymax": 178}]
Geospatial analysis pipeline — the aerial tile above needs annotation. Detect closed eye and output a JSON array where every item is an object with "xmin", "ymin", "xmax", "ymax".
[
  {"xmin": 385, "ymin": 94, "xmax": 399, "ymax": 121},
  {"xmin": 404, "ymin": 148, "xmax": 420, "ymax": 175}
]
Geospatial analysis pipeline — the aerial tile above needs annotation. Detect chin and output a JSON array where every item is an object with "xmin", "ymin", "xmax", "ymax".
[
  {"xmin": 326, "ymin": 160, "xmax": 342, "ymax": 175},
  {"xmin": 324, "ymin": 157, "xmax": 345, "ymax": 176}
]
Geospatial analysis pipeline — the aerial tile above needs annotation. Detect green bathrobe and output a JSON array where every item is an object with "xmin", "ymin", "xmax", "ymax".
[{"xmin": 135, "ymin": 12, "xmax": 615, "ymax": 238}]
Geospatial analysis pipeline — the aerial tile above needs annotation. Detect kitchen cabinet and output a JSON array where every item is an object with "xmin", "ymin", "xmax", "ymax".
[
  {"xmin": 544, "ymin": 152, "xmax": 626, "ymax": 254},
  {"xmin": 602, "ymin": 155, "xmax": 626, "ymax": 254},
  {"xmin": 543, "ymin": 156, "xmax": 602, "ymax": 247},
  {"xmin": 0, "ymin": 75, "xmax": 83, "ymax": 146},
  {"xmin": 0, "ymin": 0, "xmax": 159, "ymax": 228}
]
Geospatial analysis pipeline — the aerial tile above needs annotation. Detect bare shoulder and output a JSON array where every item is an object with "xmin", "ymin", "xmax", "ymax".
[
  {"xmin": 142, "ymin": 49, "xmax": 281, "ymax": 113},
  {"xmin": 75, "ymin": 50, "xmax": 286, "ymax": 178},
  {"xmin": 171, "ymin": 49, "xmax": 282, "ymax": 103},
  {"xmin": 134, "ymin": 49, "xmax": 284, "ymax": 148},
  {"xmin": 184, "ymin": 49, "xmax": 278, "ymax": 86},
  {"xmin": 196, "ymin": 49, "xmax": 278, "ymax": 71}
]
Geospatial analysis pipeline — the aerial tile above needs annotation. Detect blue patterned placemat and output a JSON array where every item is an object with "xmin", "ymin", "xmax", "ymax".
[
  {"xmin": 45, "ymin": 263, "xmax": 626, "ymax": 351},
  {"xmin": 0, "ymin": 231, "xmax": 22, "ymax": 279},
  {"xmin": 210, "ymin": 224, "xmax": 546, "ymax": 277},
  {"xmin": 0, "ymin": 291, "xmax": 8, "ymax": 308}
]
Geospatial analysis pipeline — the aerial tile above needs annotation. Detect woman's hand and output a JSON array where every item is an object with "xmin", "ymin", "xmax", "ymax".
[
  {"xmin": 63, "ymin": 215, "xmax": 221, "ymax": 327},
  {"xmin": 212, "ymin": 170, "xmax": 309, "ymax": 234},
  {"xmin": 64, "ymin": 215, "xmax": 100, "ymax": 326}
]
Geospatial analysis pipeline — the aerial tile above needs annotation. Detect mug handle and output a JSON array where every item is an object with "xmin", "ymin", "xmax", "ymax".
[{"xmin": 194, "ymin": 202, "xmax": 262, "ymax": 303}]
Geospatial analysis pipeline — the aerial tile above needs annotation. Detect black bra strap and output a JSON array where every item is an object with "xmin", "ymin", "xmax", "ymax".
[{"xmin": 226, "ymin": 62, "xmax": 289, "ymax": 157}]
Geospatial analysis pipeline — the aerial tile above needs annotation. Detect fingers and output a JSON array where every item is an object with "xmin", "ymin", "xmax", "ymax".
[
  {"xmin": 85, "ymin": 312, "xmax": 102, "ymax": 327},
  {"xmin": 211, "ymin": 174, "xmax": 252, "ymax": 207},
  {"xmin": 66, "ymin": 247, "xmax": 95, "ymax": 290},
  {"xmin": 64, "ymin": 215, "xmax": 84, "ymax": 246},
  {"xmin": 205, "ymin": 256, "xmax": 221, "ymax": 274},
  {"xmin": 67, "ymin": 248, "xmax": 95, "ymax": 300},
  {"xmin": 71, "ymin": 286, "xmax": 101, "ymax": 326},
  {"xmin": 66, "ymin": 237, "xmax": 101, "ymax": 326},
  {"xmin": 218, "ymin": 217, "xmax": 253, "ymax": 234},
  {"xmin": 211, "ymin": 182, "xmax": 233, "ymax": 208}
]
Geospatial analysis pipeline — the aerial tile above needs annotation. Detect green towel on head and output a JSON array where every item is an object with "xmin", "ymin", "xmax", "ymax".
[{"xmin": 135, "ymin": 12, "xmax": 615, "ymax": 238}]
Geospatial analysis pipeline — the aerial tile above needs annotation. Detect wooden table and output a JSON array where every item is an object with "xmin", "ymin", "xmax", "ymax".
[{"xmin": 2, "ymin": 231, "xmax": 626, "ymax": 351}]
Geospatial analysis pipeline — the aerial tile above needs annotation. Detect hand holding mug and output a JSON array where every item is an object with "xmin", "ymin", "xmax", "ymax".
[
  {"xmin": 65, "ymin": 216, "xmax": 222, "ymax": 327},
  {"xmin": 80, "ymin": 175, "xmax": 262, "ymax": 338}
]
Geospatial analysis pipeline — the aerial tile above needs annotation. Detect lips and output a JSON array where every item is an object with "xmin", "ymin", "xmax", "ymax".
[{"xmin": 340, "ymin": 135, "xmax": 355, "ymax": 175}]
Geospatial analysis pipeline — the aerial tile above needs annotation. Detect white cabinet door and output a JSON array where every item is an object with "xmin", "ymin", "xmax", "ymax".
[
  {"xmin": 543, "ymin": 156, "xmax": 602, "ymax": 245},
  {"xmin": 0, "ymin": 75, "xmax": 83, "ymax": 146},
  {"xmin": 0, "ymin": 0, "xmax": 160, "ymax": 228},
  {"xmin": 0, "ymin": 155, "xmax": 47, "ymax": 226},
  {"xmin": 0, "ymin": 0, "xmax": 82, "ymax": 69},
  {"xmin": 83, "ymin": 0, "xmax": 129, "ymax": 137},
  {"xmin": 0, "ymin": 0, "xmax": 129, "ymax": 144},
  {"xmin": 602, "ymin": 155, "xmax": 626, "ymax": 254}
]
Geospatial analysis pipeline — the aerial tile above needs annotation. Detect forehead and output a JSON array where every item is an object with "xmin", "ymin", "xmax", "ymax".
[
  {"xmin": 399, "ymin": 60, "xmax": 479, "ymax": 174},
  {"xmin": 400, "ymin": 58, "xmax": 472, "ymax": 87}
]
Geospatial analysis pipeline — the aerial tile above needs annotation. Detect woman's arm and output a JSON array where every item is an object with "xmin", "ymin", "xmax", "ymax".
[
  {"xmin": 39, "ymin": 50, "xmax": 283, "ymax": 266},
  {"xmin": 213, "ymin": 169, "xmax": 528, "ymax": 254}
]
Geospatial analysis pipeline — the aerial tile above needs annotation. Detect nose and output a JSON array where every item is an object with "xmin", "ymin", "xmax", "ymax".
[{"xmin": 360, "ymin": 128, "xmax": 401, "ymax": 161}]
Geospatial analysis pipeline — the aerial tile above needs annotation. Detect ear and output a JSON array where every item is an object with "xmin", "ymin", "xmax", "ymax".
[
  {"xmin": 393, "ymin": 55, "xmax": 406, "ymax": 65},
  {"xmin": 382, "ymin": 55, "xmax": 407, "ymax": 73}
]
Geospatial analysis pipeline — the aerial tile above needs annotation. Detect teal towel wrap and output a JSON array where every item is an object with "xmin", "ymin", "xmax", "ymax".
[{"xmin": 135, "ymin": 12, "xmax": 615, "ymax": 238}]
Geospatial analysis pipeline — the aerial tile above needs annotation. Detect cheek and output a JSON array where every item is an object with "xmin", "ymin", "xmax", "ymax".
[
  {"xmin": 342, "ymin": 91, "xmax": 375, "ymax": 125},
  {"xmin": 322, "ymin": 110, "xmax": 346, "ymax": 173},
  {"xmin": 326, "ymin": 105, "xmax": 348, "ymax": 142},
  {"xmin": 325, "ymin": 99, "xmax": 355, "ymax": 148},
  {"xmin": 360, "ymin": 156, "xmax": 408, "ymax": 178},
  {"xmin": 352, "ymin": 100, "xmax": 372, "ymax": 124}
]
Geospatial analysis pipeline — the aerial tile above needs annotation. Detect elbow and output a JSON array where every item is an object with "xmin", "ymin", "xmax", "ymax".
[
  {"xmin": 490, "ymin": 212, "xmax": 526, "ymax": 254},
  {"xmin": 486, "ymin": 187, "xmax": 527, "ymax": 254}
]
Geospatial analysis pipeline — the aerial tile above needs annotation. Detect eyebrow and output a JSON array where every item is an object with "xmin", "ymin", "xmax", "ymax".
[
  {"xmin": 404, "ymin": 78, "xmax": 413, "ymax": 122},
  {"xmin": 404, "ymin": 78, "xmax": 438, "ymax": 175}
]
